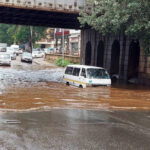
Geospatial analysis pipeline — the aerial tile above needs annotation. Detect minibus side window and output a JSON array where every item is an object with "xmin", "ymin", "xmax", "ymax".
[
  {"xmin": 65, "ymin": 67, "xmax": 73, "ymax": 75},
  {"xmin": 81, "ymin": 68, "xmax": 86, "ymax": 78},
  {"xmin": 73, "ymin": 68, "xmax": 80, "ymax": 76}
]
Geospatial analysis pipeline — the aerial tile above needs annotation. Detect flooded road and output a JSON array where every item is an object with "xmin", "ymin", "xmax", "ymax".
[
  {"xmin": 0, "ymin": 57, "xmax": 150, "ymax": 111},
  {"xmin": 0, "ymin": 57, "xmax": 150, "ymax": 150}
]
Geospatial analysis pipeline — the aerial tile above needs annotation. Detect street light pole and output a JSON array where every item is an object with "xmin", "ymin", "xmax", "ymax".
[
  {"xmin": 62, "ymin": 28, "xmax": 65, "ymax": 66},
  {"xmin": 30, "ymin": 26, "xmax": 33, "ymax": 53}
]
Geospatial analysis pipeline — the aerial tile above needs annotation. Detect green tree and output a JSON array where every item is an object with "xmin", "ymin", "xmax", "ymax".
[
  {"xmin": 79, "ymin": 0, "xmax": 150, "ymax": 54},
  {"xmin": 7, "ymin": 25, "xmax": 47, "ymax": 45},
  {"xmin": 0, "ymin": 24, "xmax": 14, "ymax": 45},
  {"xmin": 0, "ymin": 24, "xmax": 47, "ymax": 47}
]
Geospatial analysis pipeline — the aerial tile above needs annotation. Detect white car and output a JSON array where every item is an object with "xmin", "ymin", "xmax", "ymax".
[
  {"xmin": 18, "ymin": 49, "xmax": 23, "ymax": 54},
  {"xmin": 63, "ymin": 65, "xmax": 111, "ymax": 88},
  {"xmin": 0, "ymin": 47, "xmax": 7, "ymax": 52},
  {"xmin": 44, "ymin": 48, "xmax": 50, "ymax": 54},
  {"xmin": 10, "ymin": 45, "xmax": 19, "ymax": 55},
  {"xmin": 0, "ymin": 53, "xmax": 11, "ymax": 66},
  {"xmin": 21, "ymin": 52, "xmax": 32, "ymax": 63},
  {"xmin": 32, "ymin": 51, "xmax": 44, "ymax": 58},
  {"xmin": 7, "ymin": 47, "xmax": 16, "ymax": 60}
]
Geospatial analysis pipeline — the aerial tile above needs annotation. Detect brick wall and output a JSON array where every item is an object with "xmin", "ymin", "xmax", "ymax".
[{"xmin": 45, "ymin": 54, "xmax": 80, "ymax": 64}]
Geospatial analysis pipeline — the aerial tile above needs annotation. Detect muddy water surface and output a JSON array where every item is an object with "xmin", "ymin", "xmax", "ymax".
[{"xmin": 0, "ymin": 59, "xmax": 150, "ymax": 111}]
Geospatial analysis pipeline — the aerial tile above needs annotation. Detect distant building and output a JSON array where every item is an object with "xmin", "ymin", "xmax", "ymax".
[
  {"xmin": 69, "ymin": 30, "xmax": 81, "ymax": 56},
  {"xmin": 36, "ymin": 28, "xmax": 55, "ymax": 48},
  {"xmin": 54, "ymin": 28, "xmax": 69, "ymax": 54},
  {"xmin": 36, "ymin": 28, "xmax": 81, "ymax": 56},
  {"xmin": 36, "ymin": 38, "xmax": 55, "ymax": 49},
  {"xmin": 55, "ymin": 28, "xmax": 81, "ymax": 55}
]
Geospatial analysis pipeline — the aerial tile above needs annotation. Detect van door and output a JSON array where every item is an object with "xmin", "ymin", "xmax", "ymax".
[
  {"xmin": 79, "ymin": 68, "xmax": 87, "ymax": 88},
  {"xmin": 64, "ymin": 67, "xmax": 74, "ymax": 85},
  {"xmin": 72, "ymin": 68, "xmax": 81, "ymax": 87}
]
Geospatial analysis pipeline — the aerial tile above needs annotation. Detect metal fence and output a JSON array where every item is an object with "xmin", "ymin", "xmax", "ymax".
[{"xmin": 0, "ymin": 0, "xmax": 93, "ymax": 13}]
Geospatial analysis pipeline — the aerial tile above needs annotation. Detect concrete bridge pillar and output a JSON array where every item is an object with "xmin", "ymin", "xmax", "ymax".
[
  {"xmin": 122, "ymin": 39, "xmax": 130, "ymax": 80},
  {"xmin": 80, "ymin": 29, "xmax": 142, "ymax": 82},
  {"xmin": 81, "ymin": 29, "xmax": 150, "ymax": 85}
]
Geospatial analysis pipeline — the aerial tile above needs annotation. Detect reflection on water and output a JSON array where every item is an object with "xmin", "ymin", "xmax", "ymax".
[{"xmin": 0, "ymin": 62, "xmax": 150, "ymax": 111}]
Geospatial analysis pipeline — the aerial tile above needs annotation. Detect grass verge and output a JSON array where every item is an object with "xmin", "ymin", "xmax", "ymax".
[{"xmin": 56, "ymin": 58, "xmax": 74, "ymax": 67}]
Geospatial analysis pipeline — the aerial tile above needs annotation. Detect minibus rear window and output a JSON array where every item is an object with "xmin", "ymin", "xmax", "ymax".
[
  {"xmin": 73, "ymin": 68, "xmax": 80, "ymax": 76},
  {"xmin": 65, "ymin": 67, "xmax": 73, "ymax": 75}
]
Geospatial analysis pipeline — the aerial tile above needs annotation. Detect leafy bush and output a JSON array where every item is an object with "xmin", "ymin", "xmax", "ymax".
[{"xmin": 56, "ymin": 58, "xmax": 74, "ymax": 67}]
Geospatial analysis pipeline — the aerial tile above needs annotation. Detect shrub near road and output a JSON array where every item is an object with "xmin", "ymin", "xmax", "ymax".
[{"xmin": 56, "ymin": 58, "xmax": 73, "ymax": 67}]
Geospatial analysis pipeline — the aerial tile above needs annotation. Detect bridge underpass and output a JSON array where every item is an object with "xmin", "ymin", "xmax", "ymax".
[
  {"xmin": 0, "ymin": 2, "xmax": 150, "ymax": 149},
  {"xmin": 0, "ymin": 0, "xmax": 149, "ymax": 85}
]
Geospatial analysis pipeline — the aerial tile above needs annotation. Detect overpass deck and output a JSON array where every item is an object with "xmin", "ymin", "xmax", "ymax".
[
  {"xmin": 0, "ymin": 0, "xmax": 92, "ymax": 28},
  {"xmin": 0, "ymin": 0, "xmax": 92, "ymax": 13}
]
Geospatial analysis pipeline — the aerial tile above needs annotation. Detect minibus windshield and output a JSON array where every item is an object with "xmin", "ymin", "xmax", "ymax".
[{"xmin": 87, "ymin": 68, "xmax": 110, "ymax": 79}]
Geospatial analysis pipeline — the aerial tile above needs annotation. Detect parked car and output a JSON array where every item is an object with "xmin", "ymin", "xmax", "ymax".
[
  {"xmin": 0, "ymin": 53, "xmax": 11, "ymax": 66},
  {"xmin": 10, "ymin": 45, "xmax": 19, "ymax": 55},
  {"xmin": 40, "ymin": 49, "xmax": 45, "ymax": 56},
  {"xmin": 44, "ymin": 48, "xmax": 50, "ymax": 54},
  {"xmin": 18, "ymin": 49, "xmax": 23, "ymax": 54},
  {"xmin": 63, "ymin": 65, "xmax": 111, "ymax": 88},
  {"xmin": 32, "ymin": 50, "xmax": 44, "ymax": 58},
  {"xmin": 0, "ymin": 43, "xmax": 7, "ymax": 48},
  {"xmin": 7, "ymin": 47, "xmax": 16, "ymax": 60},
  {"xmin": 44, "ymin": 48, "xmax": 54, "ymax": 54},
  {"xmin": 0, "ymin": 47, "xmax": 7, "ymax": 52},
  {"xmin": 21, "ymin": 52, "xmax": 32, "ymax": 63}
]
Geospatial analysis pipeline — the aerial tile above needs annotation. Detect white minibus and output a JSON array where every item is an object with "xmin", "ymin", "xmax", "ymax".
[{"xmin": 63, "ymin": 65, "xmax": 111, "ymax": 88}]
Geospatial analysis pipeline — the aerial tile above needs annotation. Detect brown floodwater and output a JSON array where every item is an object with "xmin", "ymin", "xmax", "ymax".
[
  {"xmin": 0, "ymin": 82, "xmax": 150, "ymax": 111},
  {"xmin": 0, "ymin": 58, "xmax": 150, "ymax": 112}
]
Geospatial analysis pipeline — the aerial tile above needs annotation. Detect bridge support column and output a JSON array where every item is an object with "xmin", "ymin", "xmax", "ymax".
[
  {"xmin": 81, "ymin": 29, "xmax": 131, "ymax": 81},
  {"xmin": 138, "ymin": 47, "xmax": 150, "ymax": 85},
  {"xmin": 81, "ymin": 29, "xmax": 150, "ymax": 85}
]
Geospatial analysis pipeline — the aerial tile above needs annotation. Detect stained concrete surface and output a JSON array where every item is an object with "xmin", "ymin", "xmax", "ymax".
[{"xmin": 0, "ymin": 109, "xmax": 150, "ymax": 150}]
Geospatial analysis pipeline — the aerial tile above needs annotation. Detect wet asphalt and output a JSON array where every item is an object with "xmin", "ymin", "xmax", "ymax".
[{"xmin": 0, "ymin": 109, "xmax": 150, "ymax": 150}]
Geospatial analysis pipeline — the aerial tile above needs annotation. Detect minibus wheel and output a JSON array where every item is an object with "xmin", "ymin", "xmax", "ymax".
[
  {"xmin": 79, "ymin": 85, "xmax": 83, "ymax": 88},
  {"xmin": 66, "ymin": 82, "xmax": 69, "ymax": 86}
]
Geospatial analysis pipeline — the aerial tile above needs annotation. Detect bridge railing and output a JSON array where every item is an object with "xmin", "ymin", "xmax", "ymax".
[{"xmin": 0, "ymin": 0, "xmax": 93, "ymax": 13}]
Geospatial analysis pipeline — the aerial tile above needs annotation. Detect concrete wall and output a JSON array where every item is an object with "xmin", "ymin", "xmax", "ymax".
[
  {"xmin": 139, "ymin": 49, "xmax": 150, "ymax": 85},
  {"xmin": 81, "ymin": 29, "xmax": 150, "ymax": 85},
  {"xmin": 45, "ymin": 54, "xmax": 80, "ymax": 64},
  {"xmin": 81, "ymin": 29, "xmax": 125, "ymax": 77}
]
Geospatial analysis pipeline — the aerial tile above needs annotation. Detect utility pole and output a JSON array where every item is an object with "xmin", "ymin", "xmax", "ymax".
[
  {"xmin": 62, "ymin": 28, "xmax": 65, "ymax": 66},
  {"xmin": 30, "ymin": 26, "xmax": 33, "ymax": 53},
  {"xmin": 54, "ymin": 28, "xmax": 56, "ymax": 54}
]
